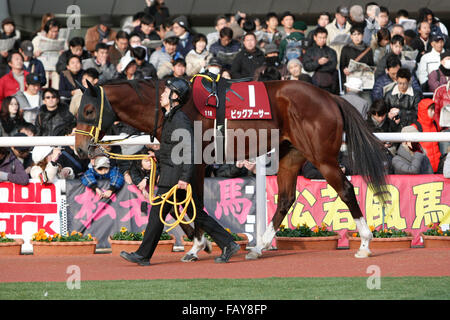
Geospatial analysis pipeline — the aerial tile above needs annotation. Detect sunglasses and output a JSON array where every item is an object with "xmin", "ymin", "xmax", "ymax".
[{"xmin": 44, "ymin": 95, "xmax": 57, "ymax": 99}]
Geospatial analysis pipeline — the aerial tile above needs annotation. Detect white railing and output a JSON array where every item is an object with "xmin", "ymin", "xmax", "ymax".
[{"xmin": 0, "ymin": 132, "xmax": 449, "ymax": 147}]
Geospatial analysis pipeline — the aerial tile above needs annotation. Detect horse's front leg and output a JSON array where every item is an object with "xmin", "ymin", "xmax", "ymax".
[{"xmin": 246, "ymin": 148, "xmax": 305, "ymax": 260}]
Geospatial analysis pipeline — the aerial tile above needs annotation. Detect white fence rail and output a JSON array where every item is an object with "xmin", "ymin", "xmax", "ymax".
[{"xmin": 0, "ymin": 132, "xmax": 449, "ymax": 148}]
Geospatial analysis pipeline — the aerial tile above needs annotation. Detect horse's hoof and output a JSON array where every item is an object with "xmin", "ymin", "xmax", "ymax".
[
  {"xmin": 181, "ymin": 253, "xmax": 199, "ymax": 262},
  {"xmin": 354, "ymin": 249, "xmax": 372, "ymax": 258},
  {"xmin": 204, "ymin": 240, "xmax": 212, "ymax": 254},
  {"xmin": 245, "ymin": 250, "xmax": 261, "ymax": 260}
]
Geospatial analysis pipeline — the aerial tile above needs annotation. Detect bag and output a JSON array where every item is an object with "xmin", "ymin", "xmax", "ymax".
[{"xmin": 312, "ymin": 71, "xmax": 334, "ymax": 88}]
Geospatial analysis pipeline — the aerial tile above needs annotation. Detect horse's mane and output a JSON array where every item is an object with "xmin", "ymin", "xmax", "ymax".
[{"xmin": 102, "ymin": 79, "xmax": 155, "ymax": 102}]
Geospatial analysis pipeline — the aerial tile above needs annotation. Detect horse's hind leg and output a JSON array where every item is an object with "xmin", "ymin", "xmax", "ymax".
[
  {"xmin": 246, "ymin": 147, "xmax": 305, "ymax": 260},
  {"xmin": 318, "ymin": 161, "xmax": 372, "ymax": 258}
]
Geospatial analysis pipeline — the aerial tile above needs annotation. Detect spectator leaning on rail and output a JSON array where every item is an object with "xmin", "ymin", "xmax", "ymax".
[
  {"xmin": 31, "ymin": 146, "xmax": 75, "ymax": 183},
  {"xmin": 81, "ymin": 155, "xmax": 125, "ymax": 200},
  {"xmin": 10, "ymin": 133, "xmax": 33, "ymax": 175},
  {"xmin": 0, "ymin": 146, "xmax": 29, "ymax": 185},
  {"xmin": 392, "ymin": 125, "xmax": 434, "ymax": 174}
]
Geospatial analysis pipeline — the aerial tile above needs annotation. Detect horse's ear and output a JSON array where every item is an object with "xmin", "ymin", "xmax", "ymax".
[
  {"xmin": 75, "ymin": 80, "xmax": 86, "ymax": 93},
  {"xmin": 86, "ymin": 80, "xmax": 97, "ymax": 97}
]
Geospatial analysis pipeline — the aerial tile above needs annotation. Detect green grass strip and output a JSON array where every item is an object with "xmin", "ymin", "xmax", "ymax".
[{"xmin": 1, "ymin": 277, "xmax": 449, "ymax": 300}]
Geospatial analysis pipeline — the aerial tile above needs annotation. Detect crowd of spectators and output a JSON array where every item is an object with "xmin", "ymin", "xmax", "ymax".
[{"xmin": 0, "ymin": 0, "xmax": 449, "ymax": 185}]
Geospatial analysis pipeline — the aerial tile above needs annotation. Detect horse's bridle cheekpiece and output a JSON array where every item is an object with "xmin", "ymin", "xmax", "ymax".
[{"xmin": 74, "ymin": 85, "xmax": 118, "ymax": 152}]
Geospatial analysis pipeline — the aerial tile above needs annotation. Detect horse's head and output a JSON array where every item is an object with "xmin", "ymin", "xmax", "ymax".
[{"xmin": 74, "ymin": 80, "xmax": 117, "ymax": 159}]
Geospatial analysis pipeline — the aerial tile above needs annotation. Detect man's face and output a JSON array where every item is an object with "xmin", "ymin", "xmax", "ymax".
[
  {"xmin": 318, "ymin": 14, "xmax": 329, "ymax": 27},
  {"xmin": 173, "ymin": 63, "xmax": 185, "ymax": 77},
  {"xmin": 266, "ymin": 17, "xmax": 278, "ymax": 30},
  {"xmin": 431, "ymin": 39, "xmax": 444, "ymax": 53},
  {"xmin": 67, "ymin": 57, "xmax": 81, "ymax": 73},
  {"xmin": 160, "ymin": 87, "xmax": 179, "ymax": 109},
  {"xmin": 314, "ymin": 32, "xmax": 327, "ymax": 47},
  {"xmin": 141, "ymin": 23, "xmax": 155, "ymax": 35},
  {"xmin": 350, "ymin": 30, "xmax": 363, "ymax": 45},
  {"xmin": 116, "ymin": 38, "xmax": 129, "ymax": 52},
  {"xmin": 391, "ymin": 42, "xmax": 403, "ymax": 55},
  {"xmin": 387, "ymin": 65, "xmax": 400, "ymax": 80},
  {"xmin": 397, "ymin": 77, "xmax": 409, "ymax": 93},
  {"xmin": 243, "ymin": 35, "xmax": 256, "ymax": 51},
  {"xmin": 82, "ymin": 75, "xmax": 98, "ymax": 88},
  {"xmin": 220, "ymin": 36, "xmax": 232, "ymax": 47},
  {"xmin": 391, "ymin": 26, "xmax": 404, "ymax": 37},
  {"xmin": 70, "ymin": 45, "xmax": 83, "ymax": 56},
  {"xmin": 8, "ymin": 53, "xmax": 23, "ymax": 70},
  {"xmin": 377, "ymin": 12, "xmax": 389, "ymax": 27},
  {"xmin": 215, "ymin": 18, "xmax": 227, "ymax": 31},
  {"xmin": 95, "ymin": 49, "xmax": 109, "ymax": 64},
  {"xmin": 129, "ymin": 35, "xmax": 142, "ymax": 47},
  {"xmin": 164, "ymin": 41, "xmax": 177, "ymax": 55},
  {"xmin": 27, "ymin": 83, "xmax": 41, "ymax": 95},
  {"xmin": 281, "ymin": 15, "xmax": 294, "ymax": 29},
  {"xmin": 336, "ymin": 13, "xmax": 347, "ymax": 26},
  {"xmin": 419, "ymin": 22, "xmax": 431, "ymax": 39},
  {"xmin": 172, "ymin": 23, "xmax": 185, "ymax": 37}
]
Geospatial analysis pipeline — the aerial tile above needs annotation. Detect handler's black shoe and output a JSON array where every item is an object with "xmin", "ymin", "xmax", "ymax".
[
  {"xmin": 214, "ymin": 242, "xmax": 240, "ymax": 263},
  {"xmin": 120, "ymin": 251, "xmax": 150, "ymax": 266}
]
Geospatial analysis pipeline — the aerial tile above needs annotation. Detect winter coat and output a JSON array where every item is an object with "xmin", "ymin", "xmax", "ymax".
[
  {"xmin": 0, "ymin": 115, "xmax": 28, "ymax": 136},
  {"xmin": 84, "ymin": 25, "xmax": 117, "ymax": 53},
  {"xmin": 153, "ymin": 106, "xmax": 194, "ymax": 187},
  {"xmin": 56, "ymin": 49, "xmax": 90, "ymax": 74},
  {"xmin": 384, "ymin": 85, "xmax": 422, "ymax": 128},
  {"xmin": 392, "ymin": 143, "xmax": 434, "ymax": 174},
  {"xmin": 185, "ymin": 49, "xmax": 210, "ymax": 77},
  {"xmin": 325, "ymin": 19, "xmax": 351, "ymax": 63},
  {"xmin": 371, "ymin": 73, "xmax": 422, "ymax": 101},
  {"xmin": 0, "ymin": 70, "xmax": 29, "ymax": 106},
  {"xmin": 176, "ymin": 32, "xmax": 194, "ymax": 58},
  {"xmin": 428, "ymin": 66, "xmax": 450, "ymax": 93},
  {"xmin": 339, "ymin": 43, "xmax": 374, "ymax": 83},
  {"xmin": 433, "ymin": 82, "xmax": 450, "ymax": 127},
  {"xmin": 416, "ymin": 48, "xmax": 443, "ymax": 85},
  {"xmin": 303, "ymin": 43, "xmax": 338, "ymax": 73},
  {"xmin": 23, "ymin": 58, "xmax": 46, "ymax": 87},
  {"xmin": 81, "ymin": 166, "xmax": 124, "ymax": 192},
  {"xmin": 58, "ymin": 70, "xmax": 84, "ymax": 100},
  {"xmin": 209, "ymin": 39, "xmax": 241, "ymax": 70},
  {"xmin": 0, "ymin": 151, "xmax": 29, "ymax": 185},
  {"xmin": 135, "ymin": 61, "xmax": 157, "ymax": 79},
  {"xmin": 231, "ymin": 48, "xmax": 265, "ymax": 79},
  {"xmin": 412, "ymin": 98, "xmax": 442, "ymax": 172},
  {"xmin": 35, "ymin": 103, "xmax": 77, "ymax": 136},
  {"xmin": 81, "ymin": 58, "xmax": 117, "ymax": 85}
]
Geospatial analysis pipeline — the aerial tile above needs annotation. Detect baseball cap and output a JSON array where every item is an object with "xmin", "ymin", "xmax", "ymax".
[
  {"xmin": 337, "ymin": 6, "xmax": 349, "ymax": 17},
  {"xmin": 26, "ymin": 73, "xmax": 41, "ymax": 86},
  {"xmin": 20, "ymin": 40, "xmax": 34, "ymax": 57},
  {"xmin": 94, "ymin": 156, "xmax": 110, "ymax": 169},
  {"xmin": 264, "ymin": 43, "xmax": 279, "ymax": 55}
]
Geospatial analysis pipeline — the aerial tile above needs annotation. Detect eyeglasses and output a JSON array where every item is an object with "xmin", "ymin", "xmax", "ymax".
[{"xmin": 44, "ymin": 95, "xmax": 56, "ymax": 99}]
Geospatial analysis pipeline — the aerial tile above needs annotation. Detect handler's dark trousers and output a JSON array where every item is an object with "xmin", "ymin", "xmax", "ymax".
[{"xmin": 136, "ymin": 187, "xmax": 234, "ymax": 260}]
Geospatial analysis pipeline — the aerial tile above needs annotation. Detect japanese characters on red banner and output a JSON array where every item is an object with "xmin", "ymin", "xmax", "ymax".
[{"xmin": 266, "ymin": 175, "xmax": 450, "ymax": 247}]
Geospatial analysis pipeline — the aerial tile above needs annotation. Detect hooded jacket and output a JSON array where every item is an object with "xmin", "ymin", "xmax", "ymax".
[{"xmin": 412, "ymin": 98, "xmax": 442, "ymax": 172}]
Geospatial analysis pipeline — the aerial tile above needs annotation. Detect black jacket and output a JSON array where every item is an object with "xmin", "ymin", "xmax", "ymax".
[
  {"xmin": 384, "ymin": 87, "xmax": 422, "ymax": 128},
  {"xmin": 154, "ymin": 106, "xmax": 194, "ymax": 187},
  {"xmin": 303, "ymin": 43, "xmax": 338, "ymax": 73},
  {"xmin": 231, "ymin": 48, "xmax": 265, "ymax": 79},
  {"xmin": 35, "ymin": 103, "xmax": 77, "ymax": 136}
]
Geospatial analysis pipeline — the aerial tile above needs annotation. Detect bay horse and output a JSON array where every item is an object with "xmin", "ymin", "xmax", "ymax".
[{"xmin": 74, "ymin": 78, "xmax": 388, "ymax": 260}]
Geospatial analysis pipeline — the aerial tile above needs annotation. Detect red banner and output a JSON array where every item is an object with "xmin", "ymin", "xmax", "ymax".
[{"xmin": 266, "ymin": 175, "xmax": 450, "ymax": 247}]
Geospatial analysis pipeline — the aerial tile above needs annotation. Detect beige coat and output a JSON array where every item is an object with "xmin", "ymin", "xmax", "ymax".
[{"xmin": 325, "ymin": 19, "xmax": 351, "ymax": 66}]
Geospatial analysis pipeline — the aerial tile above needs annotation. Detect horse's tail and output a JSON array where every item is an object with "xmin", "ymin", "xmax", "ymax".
[{"xmin": 333, "ymin": 95, "xmax": 389, "ymax": 203}]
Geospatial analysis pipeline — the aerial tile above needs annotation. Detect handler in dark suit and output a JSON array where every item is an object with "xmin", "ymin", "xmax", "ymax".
[{"xmin": 120, "ymin": 78, "xmax": 239, "ymax": 266}]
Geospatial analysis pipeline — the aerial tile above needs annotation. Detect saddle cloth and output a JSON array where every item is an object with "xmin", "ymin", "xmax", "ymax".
[{"xmin": 192, "ymin": 76, "xmax": 272, "ymax": 120}]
